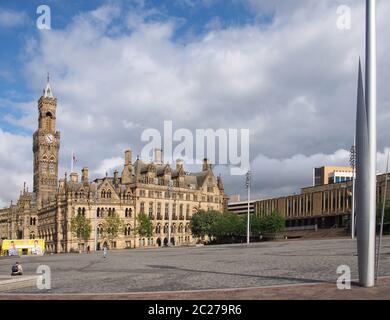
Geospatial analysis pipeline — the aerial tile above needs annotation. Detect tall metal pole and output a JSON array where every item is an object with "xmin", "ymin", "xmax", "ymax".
[
  {"xmin": 167, "ymin": 180, "xmax": 173, "ymax": 246},
  {"xmin": 356, "ymin": 0, "xmax": 377, "ymax": 288},
  {"xmin": 350, "ymin": 144, "xmax": 356, "ymax": 239},
  {"xmin": 245, "ymin": 170, "xmax": 251, "ymax": 245},
  {"xmin": 351, "ymin": 167, "xmax": 356, "ymax": 239},
  {"xmin": 376, "ymin": 151, "xmax": 389, "ymax": 281}
]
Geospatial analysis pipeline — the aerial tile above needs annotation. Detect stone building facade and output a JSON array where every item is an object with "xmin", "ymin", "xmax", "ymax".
[{"xmin": 0, "ymin": 79, "xmax": 228, "ymax": 253}]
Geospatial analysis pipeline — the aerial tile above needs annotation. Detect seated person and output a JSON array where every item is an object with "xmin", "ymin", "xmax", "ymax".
[{"xmin": 11, "ymin": 262, "xmax": 23, "ymax": 276}]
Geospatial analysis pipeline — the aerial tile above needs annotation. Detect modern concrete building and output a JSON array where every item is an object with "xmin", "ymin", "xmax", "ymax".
[
  {"xmin": 313, "ymin": 166, "xmax": 354, "ymax": 186},
  {"xmin": 228, "ymin": 169, "xmax": 389, "ymax": 231}
]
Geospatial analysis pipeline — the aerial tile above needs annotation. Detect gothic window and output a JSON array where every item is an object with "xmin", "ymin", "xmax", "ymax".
[
  {"xmin": 157, "ymin": 203, "xmax": 161, "ymax": 215},
  {"xmin": 107, "ymin": 190, "xmax": 112, "ymax": 198},
  {"xmin": 149, "ymin": 202, "xmax": 153, "ymax": 218},
  {"xmin": 97, "ymin": 207, "xmax": 100, "ymax": 217},
  {"xmin": 101, "ymin": 190, "xmax": 106, "ymax": 198},
  {"xmin": 124, "ymin": 225, "xmax": 131, "ymax": 236}
]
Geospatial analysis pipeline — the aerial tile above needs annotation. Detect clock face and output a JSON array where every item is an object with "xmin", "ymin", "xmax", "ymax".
[{"xmin": 45, "ymin": 134, "xmax": 54, "ymax": 144}]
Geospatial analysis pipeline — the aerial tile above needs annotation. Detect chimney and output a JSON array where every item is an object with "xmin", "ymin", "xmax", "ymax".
[
  {"xmin": 202, "ymin": 158, "xmax": 210, "ymax": 171},
  {"xmin": 154, "ymin": 148, "xmax": 163, "ymax": 165},
  {"xmin": 125, "ymin": 150, "xmax": 132, "ymax": 166},
  {"xmin": 114, "ymin": 170, "xmax": 119, "ymax": 184},
  {"xmin": 81, "ymin": 167, "xmax": 89, "ymax": 183},
  {"xmin": 70, "ymin": 172, "xmax": 78, "ymax": 183},
  {"xmin": 176, "ymin": 159, "xmax": 184, "ymax": 171}
]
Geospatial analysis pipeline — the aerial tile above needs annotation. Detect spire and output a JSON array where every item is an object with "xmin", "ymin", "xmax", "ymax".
[{"xmin": 43, "ymin": 73, "xmax": 54, "ymax": 98}]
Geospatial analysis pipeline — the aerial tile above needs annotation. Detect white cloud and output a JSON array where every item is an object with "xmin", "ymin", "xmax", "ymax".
[
  {"xmin": 94, "ymin": 157, "xmax": 124, "ymax": 176},
  {"xmin": 0, "ymin": 129, "xmax": 32, "ymax": 207},
  {"xmin": 0, "ymin": 9, "xmax": 28, "ymax": 28},
  {"xmin": 2, "ymin": 1, "xmax": 390, "ymax": 204}
]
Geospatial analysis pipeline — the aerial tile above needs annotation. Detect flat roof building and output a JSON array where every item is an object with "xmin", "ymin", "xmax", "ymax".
[{"xmin": 313, "ymin": 166, "xmax": 354, "ymax": 186}]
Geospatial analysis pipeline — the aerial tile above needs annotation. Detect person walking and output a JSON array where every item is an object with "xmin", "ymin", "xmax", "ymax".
[{"xmin": 103, "ymin": 245, "xmax": 107, "ymax": 258}]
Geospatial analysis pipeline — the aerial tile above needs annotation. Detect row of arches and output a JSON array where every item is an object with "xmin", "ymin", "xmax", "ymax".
[
  {"xmin": 155, "ymin": 223, "xmax": 190, "ymax": 234},
  {"xmin": 101, "ymin": 189, "xmax": 112, "ymax": 199}
]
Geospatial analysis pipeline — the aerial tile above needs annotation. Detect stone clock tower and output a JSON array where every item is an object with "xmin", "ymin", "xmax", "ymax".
[{"xmin": 33, "ymin": 76, "xmax": 60, "ymax": 207}]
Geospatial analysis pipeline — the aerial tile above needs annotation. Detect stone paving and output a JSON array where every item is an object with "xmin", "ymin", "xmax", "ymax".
[{"xmin": 0, "ymin": 238, "xmax": 389, "ymax": 296}]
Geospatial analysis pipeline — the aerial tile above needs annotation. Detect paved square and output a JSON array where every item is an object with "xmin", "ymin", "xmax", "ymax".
[{"xmin": 1, "ymin": 238, "xmax": 389, "ymax": 294}]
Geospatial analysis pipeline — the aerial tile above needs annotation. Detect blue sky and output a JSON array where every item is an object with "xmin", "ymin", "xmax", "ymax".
[
  {"xmin": 0, "ymin": 0, "xmax": 267, "ymax": 134},
  {"xmin": 1, "ymin": 0, "xmax": 390, "ymax": 206}
]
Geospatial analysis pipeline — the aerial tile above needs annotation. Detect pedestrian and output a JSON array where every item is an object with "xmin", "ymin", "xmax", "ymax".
[
  {"xmin": 103, "ymin": 245, "xmax": 107, "ymax": 258},
  {"xmin": 11, "ymin": 262, "xmax": 23, "ymax": 276},
  {"xmin": 87, "ymin": 245, "xmax": 90, "ymax": 254}
]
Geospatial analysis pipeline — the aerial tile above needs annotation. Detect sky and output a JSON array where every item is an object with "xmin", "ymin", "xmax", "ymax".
[{"xmin": 1, "ymin": 0, "xmax": 390, "ymax": 207}]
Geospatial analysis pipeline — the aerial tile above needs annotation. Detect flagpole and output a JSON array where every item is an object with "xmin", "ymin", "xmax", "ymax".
[
  {"xmin": 357, "ymin": 0, "xmax": 377, "ymax": 288},
  {"xmin": 71, "ymin": 149, "xmax": 74, "ymax": 173}
]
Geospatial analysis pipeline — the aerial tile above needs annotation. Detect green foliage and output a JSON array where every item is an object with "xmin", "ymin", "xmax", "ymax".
[
  {"xmin": 190, "ymin": 210, "xmax": 219, "ymax": 238},
  {"xmin": 190, "ymin": 209, "xmax": 285, "ymax": 244},
  {"xmin": 135, "ymin": 213, "xmax": 153, "ymax": 237},
  {"xmin": 376, "ymin": 200, "xmax": 390, "ymax": 223},
  {"xmin": 103, "ymin": 213, "xmax": 124, "ymax": 240},
  {"xmin": 71, "ymin": 213, "xmax": 92, "ymax": 241},
  {"xmin": 210, "ymin": 212, "xmax": 246, "ymax": 238},
  {"xmin": 258, "ymin": 210, "xmax": 285, "ymax": 235}
]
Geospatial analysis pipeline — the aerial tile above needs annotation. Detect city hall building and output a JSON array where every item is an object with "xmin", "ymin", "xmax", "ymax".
[{"xmin": 0, "ymin": 80, "xmax": 228, "ymax": 253}]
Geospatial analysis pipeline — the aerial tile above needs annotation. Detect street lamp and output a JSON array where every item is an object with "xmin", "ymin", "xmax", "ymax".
[
  {"xmin": 167, "ymin": 179, "xmax": 173, "ymax": 246},
  {"xmin": 245, "ymin": 170, "xmax": 251, "ymax": 245},
  {"xmin": 350, "ymin": 144, "xmax": 356, "ymax": 239}
]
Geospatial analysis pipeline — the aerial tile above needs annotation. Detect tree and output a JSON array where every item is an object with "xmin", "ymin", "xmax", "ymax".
[
  {"xmin": 377, "ymin": 200, "xmax": 390, "ymax": 223},
  {"xmin": 190, "ymin": 210, "xmax": 219, "ymax": 240},
  {"xmin": 71, "ymin": 214, "xmax": 92, "ymax": 242},
  {"xmin": 250, "ymin": 214, "xmax": 263, "ymax": 236},
  {"xmin": 210, "ymin": 212, "xmax": 245, "ymax": 240},
  {"xmin": 135, "ymin": 213, "xmax": 153, "ymax": 237},
  {"xmin": 259, "ymin": 210, "xmax": 285, "ymax": 235},
  {"xmin": 102, "ymin": 213, "xmax": 124, "ymax": 243}
]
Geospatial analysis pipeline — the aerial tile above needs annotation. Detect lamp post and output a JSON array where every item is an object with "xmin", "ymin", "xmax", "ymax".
[
  {"xmin": 167, "ymin": 179, "xmax": 173, "ymax": 246},
  {"xmin": 245, "ymin": 170, "xmax": 251, "ymax": 245},
  {"xmin": 350, "ymin": 144, "xmax": 356, "ymax": 239}
]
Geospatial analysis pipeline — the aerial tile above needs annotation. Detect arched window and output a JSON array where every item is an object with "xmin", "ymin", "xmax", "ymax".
[
  {"xmin": 124, "ymin": 225, "xmax": 131, "ymax": 236},
  {"xmin": 101, "ymin": 190, "xmax": 106, "ymax": 198},
  {"xmin": 82, "ymin": 207, "xmax": 86, "ymax": 216},
  {"xmin": 78, "ymin": 207, "xmax": 82, "ymax": 215},
  {"xmin": 97, "ymin": 225, "xmax": 103, "ymax": 236},
  {"xmin": 107, "ymin": 190, "xmax": 112, "ymax": 198},
  {"xmin": 97, "ymin": 208, "xmax": 100, "ymax": 217}
]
